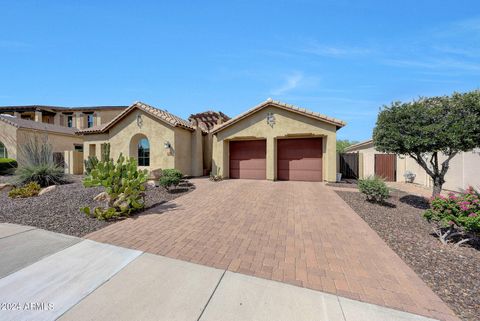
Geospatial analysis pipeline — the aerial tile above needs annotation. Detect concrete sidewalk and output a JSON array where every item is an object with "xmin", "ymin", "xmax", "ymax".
[{"xmin": 0, "ymin": 223, "xmax": 440, "ymax": 321}]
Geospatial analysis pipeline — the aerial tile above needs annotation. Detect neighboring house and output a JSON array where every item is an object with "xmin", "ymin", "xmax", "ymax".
[
  {"xmin": 211, "ymin": 99, "xmax": 346, "ymax": 182},
  {"xmin": 344, "ymin": 139, "xmax": 480, "ymax": 192},
  {"xmin": 0, "ymin": 105, "xmax": 127, "ymax": 129},
  {"xmin": 0, "ymin": 114, "xmax": 83, "ymax": 163},
  {"xmin": 78, "ymin": 102, "xmax": 228, "ymax": 177}
]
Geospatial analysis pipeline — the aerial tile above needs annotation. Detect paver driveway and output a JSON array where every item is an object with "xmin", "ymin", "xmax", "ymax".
[{"xmin": 88, "ymin": 178, "xmax": 458, "ymax": 321}]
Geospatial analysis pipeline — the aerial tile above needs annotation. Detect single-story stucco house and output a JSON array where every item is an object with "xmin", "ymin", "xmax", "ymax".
[
  {"xmin": 211, "ymin": 99, "xmax": 345, "ymax": 182},
  {"xmin": 77, "ymin": 99, "xmax": 345, "ymax": 182},
  {"xmin": 0, "ymin": 114, "xmax": 83, "ymax": 163},
  {"xmin": 344, "ymin": 139, "xmax": 480, "ymax": 192},
  {"xmin": 78, "ymin": 101, "xmax": 229, "ymax": 177}
]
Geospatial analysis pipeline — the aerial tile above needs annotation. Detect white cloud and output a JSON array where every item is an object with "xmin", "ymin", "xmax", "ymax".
[
  {"xmin": 301, "ymin": 41, "xmax": 372, "ymax": 58},
  {"xmin": 270, "ymin": 72, "xmax": 304, "ymax": 96}
]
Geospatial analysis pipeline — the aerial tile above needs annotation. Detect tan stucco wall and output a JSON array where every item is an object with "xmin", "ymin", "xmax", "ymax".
[
  {"xmin": 173, "ymin": 127, "xmax": 193, "ymax": 175},
  {"xmin": 97, "ymin": 109, "xmax": 123, "ymax": 125},
  {"xmin": 203, "ymin": 133, "xmax": 213, "ymax": 174},
  {"xmin": 189, "ymin": 128, "xmax": 203, "ymax": 176},
  {"xmin": 212, "ymin": 106, "xmax": 338, "ymax": 181},
  {"xmin": 347, "ymin": 143, "xmax": 480, "ymax": 192},
  {"xmin": 81, "ymin": 109, "xmax": 201, "ymax": 176}
]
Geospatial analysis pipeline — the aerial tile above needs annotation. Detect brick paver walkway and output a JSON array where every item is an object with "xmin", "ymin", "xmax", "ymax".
[{"xmin": 87, "ymin": 178, "xmax": 458, "ymax": 321}]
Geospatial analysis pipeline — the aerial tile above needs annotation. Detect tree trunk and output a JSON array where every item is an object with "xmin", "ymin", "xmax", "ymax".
[{"xmin": 432, "ymin": 176, "xmax": 444, "ymax": 197}]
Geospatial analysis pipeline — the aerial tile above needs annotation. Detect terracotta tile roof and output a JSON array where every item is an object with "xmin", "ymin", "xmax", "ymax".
[
  {"xmin": 188, "ymin": 111, "xmax": 230, "ymax": 130},
  {"xmin": 78, "ymin": 101, "xmax": 196, "ymax": 134},
  {"xmin": 0, "ymin": 114, "xmax": 78, "ymax": 135},
  {"xmin": 211, "ymin": 99, "xmax": 346, "ymax": 134}
]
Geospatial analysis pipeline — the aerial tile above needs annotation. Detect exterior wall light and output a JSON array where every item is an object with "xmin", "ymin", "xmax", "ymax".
[{"xmin": 164, "ymin": 141, "xmax": 171, "ymax": 149}]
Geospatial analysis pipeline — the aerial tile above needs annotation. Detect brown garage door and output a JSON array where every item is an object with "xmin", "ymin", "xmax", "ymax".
[
  {"xmin": 277, "ymin": 138, "xmax": 322, "ymax": 181},
  {"xmin": 229, "ymin": 140, "xmax": 266, "ymax": 179},
  {"xmin": 374, "ymin": 154, "xmax": 396, "ymax": 181}
]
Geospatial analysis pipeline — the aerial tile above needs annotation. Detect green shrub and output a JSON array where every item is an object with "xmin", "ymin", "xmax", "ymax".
[
  {"xmin": 162, "ymin": 168, "xmax": 183, "ymax": 179},
  {"xmin": 84, "ymin": 155, "xmax": 99, "ymax": 175},
  {"xmin": 8, "ymin": 182, "xmax": 41, "ymax": 198},
  {"xmin": 159, "ymin": 175, "xmax": 181, "ymax": 190},
  {"xmin": 358, "ymin": 176, "xmax": 390, "ymax": 203},
  {"xmin": 15, "ymin": 163, "xmax": 67, "ymax": 187},
  {"xmin": 0, "ymin": 158, "xmax": 18, "ymax": 175},
  {"xmin": 82, "ymin": 154, "xmax": 148, "ymax": 220},
  {"xmin": 424, "ymin": 187, "xmax": 480, "ymax": 246},
  {"xmin": 14, "ymin": 135, "xmax": 67, "ymax": 187}
]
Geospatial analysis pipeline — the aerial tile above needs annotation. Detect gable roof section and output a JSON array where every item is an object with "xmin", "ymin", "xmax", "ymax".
[
  {"xmin": 344, "ymin": 139, "xmax": 374, "ymax": 152},
  {"xmin": 78, "ymin": 101, "xmax": 195, "ymax": 134},
  {"xmin": 211, "ymin": 99, "xmax": 346, "ymax": 134},
  {"xmin": 0, "ymin": 115, "xmax": 78, "ymax": 135}
]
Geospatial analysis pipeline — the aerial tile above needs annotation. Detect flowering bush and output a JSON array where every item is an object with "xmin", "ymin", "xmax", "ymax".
[{"xmin": 423, "ymin": 186, "xmax": 480, "ymax": 246}]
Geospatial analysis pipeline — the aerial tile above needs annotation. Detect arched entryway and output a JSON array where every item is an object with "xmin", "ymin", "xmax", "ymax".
[
  {"xmin": 0, "ymin": 141, "xmax": 7, "ymax": 158},
  {"xmin": 129, "ymin": 134, "xmax": 150, "ymax": 166}
]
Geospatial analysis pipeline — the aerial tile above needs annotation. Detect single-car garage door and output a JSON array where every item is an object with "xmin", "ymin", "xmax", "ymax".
[
  {"xmin": 229, "ymin": 140, "xmax": 266, "ymax": 179},
  {"xmin": 277, "ymin": 138, "xmax": 322, "ymax": 181}
]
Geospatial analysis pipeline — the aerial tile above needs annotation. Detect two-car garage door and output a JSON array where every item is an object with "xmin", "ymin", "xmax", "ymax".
[{"xmin": 229, "ymin": 138, "xmax": 322, "ymax": 181}]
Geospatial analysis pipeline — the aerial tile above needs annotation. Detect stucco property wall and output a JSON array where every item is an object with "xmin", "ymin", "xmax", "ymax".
[
  {"xmin": 212, "ymin": 106, "xmax": 338, "ymax": 181},
  {"xmin": 347, "ymin": 142, "xmax": 480, "ymax": 192}
]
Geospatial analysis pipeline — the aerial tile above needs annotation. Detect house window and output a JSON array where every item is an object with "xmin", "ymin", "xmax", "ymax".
[
  {"xmin": 67, "ymin": 115, "xmax": 73, "ymax": 128},
  {"xmin": 0, "ymin": 142, "xmax": 7, "ymax": 158},
  {"xmin": 138, "ymin": 138, "xmax": 150, "ymax": 166},
  {"xmin": 87, "ymin": 114, "xmax": 94, "ymax": 128}
]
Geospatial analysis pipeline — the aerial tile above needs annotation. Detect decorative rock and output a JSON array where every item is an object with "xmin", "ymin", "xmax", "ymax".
[
  {"xmin": 149, "ymin": 168, "xmax": 163, "ymax": 180},
  {"xmin": 39, "ymin": 185, "xmax": 56, "ymax": 196},
  {"xmin": 93, "ymin": 191, "xmax": 109, "ymax": 202},
  {"xmin": 0, "ymin": 183, "xmax": 14, "ymax": 192},
  {"xmin": 145, "ymin": 180, "xmax": 157, "ymax": 190}
]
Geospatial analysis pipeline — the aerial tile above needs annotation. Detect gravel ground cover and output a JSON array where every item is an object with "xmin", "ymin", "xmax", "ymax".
[
  {"xmin": 336, "ymin": 190, "xmax": 479, "ymax": 321},
  {"xmin": 0, "ymin": 176, "xmax": 194, "ymax": 237}
]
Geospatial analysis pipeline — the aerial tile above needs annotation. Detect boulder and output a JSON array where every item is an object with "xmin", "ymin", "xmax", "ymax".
[
  {"xmin": 145, "ymin": 180, "xmax": 157, "ymax": 190},
  {"xmin": 149, "ymin": 168, "xmax": 163, "ymax": 180},
  {"xmin": 0, "ymin": 183, "xmax": 14, "ymax": 192},
  {"xmin": 39, "ymin": 185, "xmax": 56, "ymax": 196},
  {"xmin": 93, "ymin": 191, "xmax": 110, "ymax": 202}
]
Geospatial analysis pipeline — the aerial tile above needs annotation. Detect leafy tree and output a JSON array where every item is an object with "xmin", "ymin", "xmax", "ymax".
[
  {"xmin": 373, "ymin": 91, "xmax": 480, "ymax": 196},
  {"xmin": 336, "ymin": 139, "xmax": 359, "ymax": 153}
]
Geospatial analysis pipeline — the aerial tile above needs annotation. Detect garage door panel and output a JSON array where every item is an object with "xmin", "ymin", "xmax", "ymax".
[
  {"xmin": 283, "ymin": 159, "xmax": 322, "ymax": 170},
  {"xmin": 277, "ymin": 138, "xmax": 322, "ymax": 182},
  {"xmin": 278, "ymin": 169, "xmax": 322, "ymax": 182},
  {"xmin": 230, "ymin": 140, "xmax": 266, "ymax": 180}
]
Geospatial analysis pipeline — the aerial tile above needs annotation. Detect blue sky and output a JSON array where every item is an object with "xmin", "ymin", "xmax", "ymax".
[{"xmin": 1, "ymin": 1, "xmax": 479, "ymax": 141}]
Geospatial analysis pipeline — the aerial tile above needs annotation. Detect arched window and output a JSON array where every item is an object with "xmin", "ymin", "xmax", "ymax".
[
  {"xmin": 0, "ymin": 142, "xmax": 7, "ymax": 158},
  {"xmin": 138, "ymin": 138, "xmax": 150, "ymax": 166}
]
